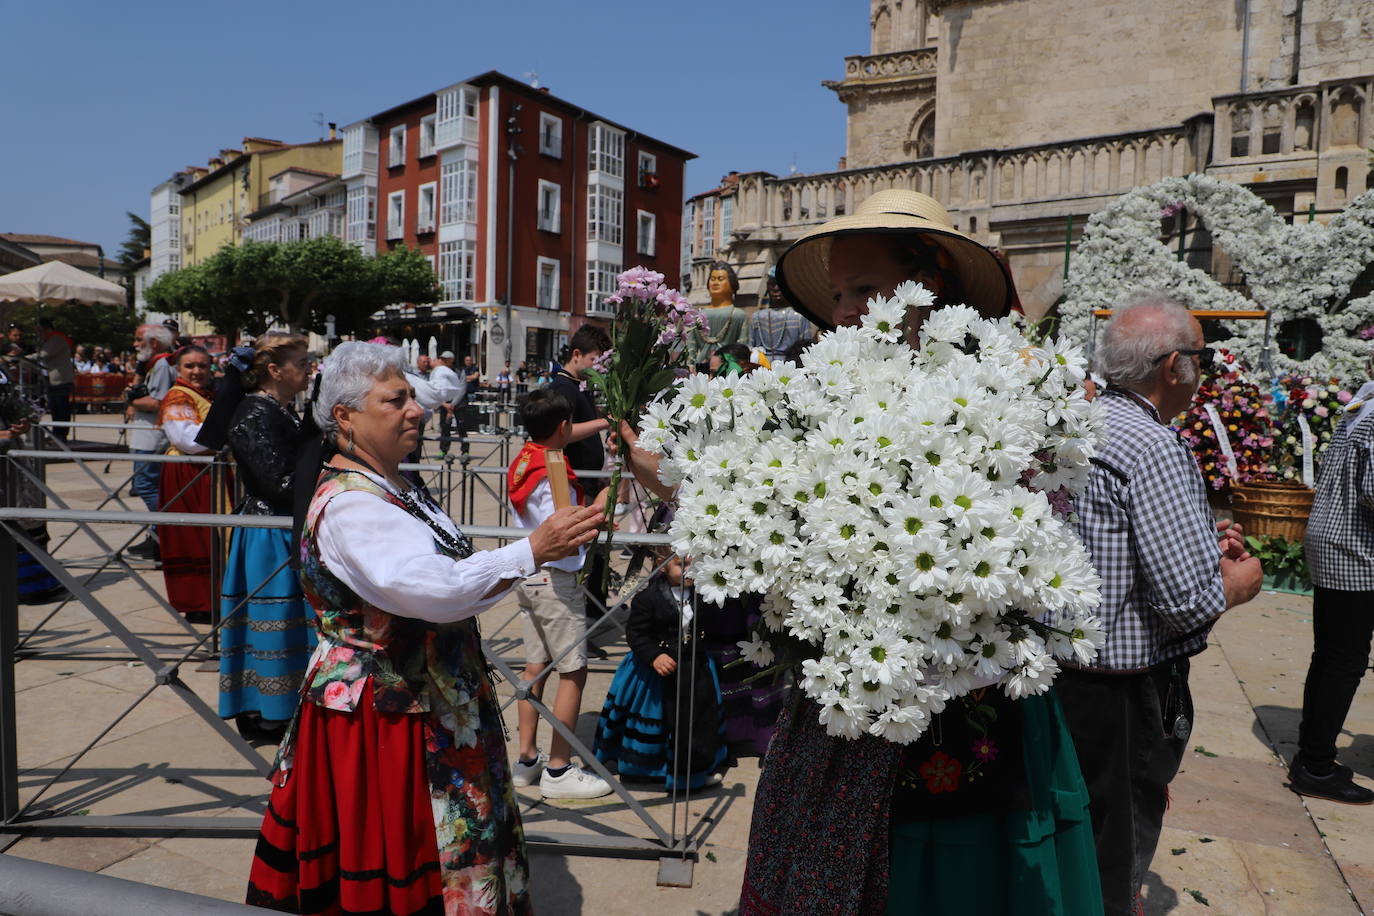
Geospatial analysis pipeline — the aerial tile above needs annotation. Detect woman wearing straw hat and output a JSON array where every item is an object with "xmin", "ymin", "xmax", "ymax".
[{"xmin": 738, "ymin": 191, "xmax": 1102, "ymax": 916}]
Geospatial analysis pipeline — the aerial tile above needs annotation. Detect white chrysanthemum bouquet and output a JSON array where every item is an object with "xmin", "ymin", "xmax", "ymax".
[{"xmin": 637, "ymin": 283, "xmax": 1107, "ymax": 744}]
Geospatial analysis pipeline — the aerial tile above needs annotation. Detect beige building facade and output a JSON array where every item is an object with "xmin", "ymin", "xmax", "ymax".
[{"xmin": 686, "ymin": 0, "xmax": 1374, "ymax": 317}]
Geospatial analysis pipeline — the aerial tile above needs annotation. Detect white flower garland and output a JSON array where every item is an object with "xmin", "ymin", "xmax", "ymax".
[
  {"xmin": 639, "ymin": 287, "xmax": 1106, "ymax": 744},
  {"xmin": 1060, "ymin": 175, "xmax": 1374, "ymax": 379}
]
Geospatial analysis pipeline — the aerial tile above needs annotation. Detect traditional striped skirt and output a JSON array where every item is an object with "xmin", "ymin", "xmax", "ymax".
[{"xmin": 218, "ymin": 526, "xmax": 316, "ymax": 723}]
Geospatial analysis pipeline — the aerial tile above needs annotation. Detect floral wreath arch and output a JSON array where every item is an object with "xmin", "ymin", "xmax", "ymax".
[{"xmin": 1060, "ymin": 174, "xmax": 1374, "ymax": 379}]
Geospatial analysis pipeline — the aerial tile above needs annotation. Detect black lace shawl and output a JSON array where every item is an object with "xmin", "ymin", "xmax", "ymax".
[{"xmin": 228, "ymin": 394, "xmax": 303, "ymax": 516}]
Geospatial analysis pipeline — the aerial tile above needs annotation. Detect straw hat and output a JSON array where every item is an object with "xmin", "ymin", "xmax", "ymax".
[{"xmin": 774, "ymin": 189, "xmax": 1015, "ymax": 330}]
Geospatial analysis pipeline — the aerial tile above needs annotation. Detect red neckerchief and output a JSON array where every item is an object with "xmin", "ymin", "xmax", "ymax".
[
  {"xmin": 508, "ymin": 441, "xmax": 583, "ymax": 516},
  {"xmin": 42, "ymin": 328, "xmax": 75, "ymax": 351}
]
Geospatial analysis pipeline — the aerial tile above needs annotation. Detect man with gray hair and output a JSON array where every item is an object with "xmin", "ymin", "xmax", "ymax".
[
  {"xmin": 1056, "ymin": 293, "xmax": 1263, "ymax": 915},
  {"xmin": 124, "ymin": 323, "xmax": 176, "ymax": 560}
]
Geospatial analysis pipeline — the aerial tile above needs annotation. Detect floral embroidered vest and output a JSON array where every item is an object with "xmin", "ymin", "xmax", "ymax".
[{"xmin": 297, "ymin": 467, "xmax": 477, "ymax": 715}]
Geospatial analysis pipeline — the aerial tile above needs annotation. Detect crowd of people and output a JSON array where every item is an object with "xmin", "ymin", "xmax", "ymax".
[{"xmin": 5, "ymin": 190, "xmax": 1374, "ymax": 915}]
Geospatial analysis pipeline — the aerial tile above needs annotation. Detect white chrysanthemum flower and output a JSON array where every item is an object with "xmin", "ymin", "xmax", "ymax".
[
  {"xmin": 869, "ymin": 704, "xmax": 929, "ymax": 744},
  {"xmin": 860, "ymin": 293, "xmax": 907, "ymax": 340},
  {"xmin": 738, "ymin": 636, "xmax": 776, "ymax": 667},
  {"xmin": 816, "ymin": 691, "xmax": 868, "ymax": 740}
]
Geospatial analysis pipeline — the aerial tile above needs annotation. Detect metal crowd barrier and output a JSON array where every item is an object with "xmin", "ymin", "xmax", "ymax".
[
  {"xmin": 0, "ymin": 855, "xmax": 281, "ymax": 915},
  {"xmin": 0, "ymin": 437, "xmax": 733, "ymax": 885}
]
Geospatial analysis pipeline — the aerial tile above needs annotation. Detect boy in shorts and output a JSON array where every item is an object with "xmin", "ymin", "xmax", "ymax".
[{"xmin": 507, "ymin": 388, "xmax": 613, "ymax": 799}]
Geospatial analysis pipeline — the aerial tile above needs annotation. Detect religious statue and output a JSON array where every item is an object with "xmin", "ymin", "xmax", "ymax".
[
  {"xmin": 750, "ymin": 266, "xmax": 816, "ymax": 362},
  {"xmin": 688, "ymin": 261, "xmax": 751, "ymax": 365}
]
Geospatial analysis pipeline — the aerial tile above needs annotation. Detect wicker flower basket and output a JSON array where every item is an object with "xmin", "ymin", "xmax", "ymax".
[{"xmin": 1230, "ymin": 480, "xmax": 1314, "ymax": 541}]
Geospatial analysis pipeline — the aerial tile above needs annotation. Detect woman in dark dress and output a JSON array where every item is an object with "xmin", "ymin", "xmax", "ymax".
[{"xmin": 218, "ymin": 334, "xmax": 316, "ymax": 741}]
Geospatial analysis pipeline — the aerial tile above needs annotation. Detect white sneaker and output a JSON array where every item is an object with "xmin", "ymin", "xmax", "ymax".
[
  {"xmin": 512, "ymin": 751, "xmax": 547, "ymax": 787},
  {"xmin": 539, "ymin": 764, "xmax": 614, "ymax": 799}
]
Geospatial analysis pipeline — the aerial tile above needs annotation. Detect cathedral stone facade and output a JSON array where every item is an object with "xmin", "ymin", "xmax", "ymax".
[{"xmin": 684, "ymin": 0, "xmax": 1374, "ymax": 318}]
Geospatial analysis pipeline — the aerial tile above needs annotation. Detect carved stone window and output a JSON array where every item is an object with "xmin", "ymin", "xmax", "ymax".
[
  {"xmin": 1330, "ymin": 90, "xmax": 1363, "ymax": 147},
  {"xmin": 1261, "ymin": 104, "xmax": 1282, "ymax": 155},
  {"xmin": 1230, "ymin": 107, "xmax": 1251, "ymax": 158},
  {"xmin": 1293, "ymin": 100, "xmax": 1315, "ymax": 152},
  {"xmin": 911, "ymin": 113, "xmax": 935, "ymax": 159}
]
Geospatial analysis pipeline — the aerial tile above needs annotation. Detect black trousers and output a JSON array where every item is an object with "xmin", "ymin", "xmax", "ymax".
[
  {"xmin": 1056, "ymin": 660, "xmax": 1192, "ymax": 916},
  {"xmin": 1298, "ymin": 586, "xmax": 1374, "ymax": 769},
  {"xmin": 46, "ymin": 382, "xmax": 72, "ymax": 439},
  {"xmin": 437, "ymin": 406, "xmax": 453, "ymax": 455}
]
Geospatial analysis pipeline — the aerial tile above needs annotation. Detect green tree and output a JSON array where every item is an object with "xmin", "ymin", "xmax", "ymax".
[
  {"xmin": 117, "ymin": 211, "xmax": 151, "ymax": 309},
  {"xmin": 11, "ymin": 302, "xmax": 143, "ymax": 356},
  {"xmin": 144, "ymin": 237, "xmax": 439, "ymax": 336},
  {"xmin": 117, "ymin": 212, "xmax": 150, "ymax": 270}
]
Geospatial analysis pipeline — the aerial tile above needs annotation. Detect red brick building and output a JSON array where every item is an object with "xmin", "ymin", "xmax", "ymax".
[{"xmin": 341, "ymin": 71, "xmax": 694, "ymax": 373}]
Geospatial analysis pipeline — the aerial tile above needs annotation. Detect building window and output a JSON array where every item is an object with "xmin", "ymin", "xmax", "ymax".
[
  {"xmin": 386, "ymin": 190, "xmax": 405, "ymax": 239},
  {"xmin": 440, "ymin": 159, "xmax": 478, "ymax": 225},
  {"xmin": 589, "ymin": 123, "xmax": 625, "ymax": 178},
  {"xmin": 388, "ymin": 125, "xmax": 406, "ymax": 168},
  {"xmin": 681, "ymin": 201, "xmax": 695, "ymax": 280},
  {"xmin": 587, "ymin": 259, "xmax": 622, "ymax": 314},
  {"xmin": 346, "ymin": 186, "xmax": 376, "ymax": 244},
  {"xmin": 439, "ymin": 240, "xmax": 476, "ymax": 302},
  {"xmin": 638, "ymin": 151, "xmax": 658, "ymax": 188},
  {"xmin": 417, "ymin": 182, "xmax": 437, "ymax": 233},
  {"xmin": 537, "ymin": 257, "xmax": 560, "ymax": 310},
  {"xmin": 588, "ymin": 184, "xmax": 624, "ymax": 245},
  {"xmin": 537, "ymin": 180, "xmax": 561, "ymax": 232},
  {"xmin": 539, "ymin": 113, "xmax": 563, "ymax": 158},
  {"xmin": 419, "ymin": 115, "xmax": 437, "ymax": 159},
  {"xmin": 721, "ymin": 197, "xmax": 734, "ymax": 244},
  {"xmin": 436, "ymin": 85, "xmax": 480, "ymax": 147},
  {"xmin": 636, "ymin": 210, "xmax": 656, "ymax": 256},
  {"xmin": 701, "ymin": 201, "xmax": 715, "ymax": 257}
]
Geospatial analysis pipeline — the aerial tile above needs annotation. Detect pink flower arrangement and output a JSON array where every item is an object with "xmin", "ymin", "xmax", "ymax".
[
  {"xmin": 1176, "ymin": 348, "xmax": 1275, "ymax": 494},
  {"xmin": 582, "ymin": 266, "xmax": 706, "ymax": 585},
  {"xmin": 1262, "ymin": 374, "xmax": 1353, "ymax": 483}
]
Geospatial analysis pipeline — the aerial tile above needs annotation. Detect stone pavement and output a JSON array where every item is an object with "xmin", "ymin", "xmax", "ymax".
[{"xmin": 2, "ymin": 419, "xmax": 1373, "ymax": 915}]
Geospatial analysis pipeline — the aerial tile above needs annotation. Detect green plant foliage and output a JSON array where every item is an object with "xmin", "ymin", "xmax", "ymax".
[
  {"xmin": 144, "ymin": 237, "xmax": 440, "ymax": 336},
  {"xmin": 1244, "ymin": 534, "xmax": 1310, "ymax": 589}
]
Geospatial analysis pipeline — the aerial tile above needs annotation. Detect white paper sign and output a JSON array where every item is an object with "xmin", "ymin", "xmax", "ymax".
[
  {"xmin": 1297, "ymin": 413, "xmax": 1315, "ymax": 487},
  {"xmin": 1203, "ymin": 403, "xmax": 1238, "ymax": 480}
]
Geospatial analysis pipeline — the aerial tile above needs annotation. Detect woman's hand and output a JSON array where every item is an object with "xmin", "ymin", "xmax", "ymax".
[
  {"xmin": 9, "ymin": 418, "xmax": 29, "ymax": 436},
  {"xmin": 528, "ymin": 505, "xmax": 606, "ymax": 566},
  {"xmin": 652, "ymin": 653, "xmax": 677, "ymax": 676}
]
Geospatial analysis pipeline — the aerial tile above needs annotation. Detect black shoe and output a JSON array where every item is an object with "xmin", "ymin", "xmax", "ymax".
[
  {"xmin": 20, "ymin": 584, "xmax": 71, "ymax": 606},
  {"xmin": 126, "ymin": 538, "xmax": 159, "ymax": 560},
  {"xmin": 1289, "ymin": 758, "xmax": 1374, "ymax": 805},
  {"xmin": 184, "ymin": 611, "xmax": 212, "ymax": 625}
]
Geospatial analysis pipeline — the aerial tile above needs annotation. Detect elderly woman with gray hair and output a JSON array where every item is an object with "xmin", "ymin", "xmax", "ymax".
[{"xmin": 247, "ymin": 341, "xmax": 603, "ymax": 916}]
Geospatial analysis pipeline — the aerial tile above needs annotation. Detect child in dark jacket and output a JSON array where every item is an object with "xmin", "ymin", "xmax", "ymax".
[{"xmin": 594, "ymin": 554, "xmax": 729, "ymax": 789}]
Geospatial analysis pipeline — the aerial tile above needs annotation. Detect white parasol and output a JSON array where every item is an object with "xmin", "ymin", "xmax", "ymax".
[{"xmin": 0, "ymin": 260, "xmax": 126, "ymax": 307}]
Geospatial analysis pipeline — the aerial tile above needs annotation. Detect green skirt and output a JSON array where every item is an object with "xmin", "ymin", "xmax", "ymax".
[{"xmin": 887, "ymin": 690, "xmax": 1103, "ymax": 916}]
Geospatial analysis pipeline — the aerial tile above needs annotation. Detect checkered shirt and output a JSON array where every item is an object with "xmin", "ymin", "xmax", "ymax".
[
  {"xmin": 1305, "ymin": 381, "xmax": 1374, "ymax": 591},
  {"xmin": 1070, "ymin": 388, "xmax": 1227, "ymax": 672}
]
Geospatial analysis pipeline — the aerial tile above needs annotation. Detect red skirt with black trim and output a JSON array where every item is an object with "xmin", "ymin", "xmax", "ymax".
[{"xmin": 246, "ymin": 681, "xmax": 444, "ymax": 915}]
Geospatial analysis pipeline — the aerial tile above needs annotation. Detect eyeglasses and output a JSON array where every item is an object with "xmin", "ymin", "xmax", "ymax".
[{"xmin": 1152, "ymin": 347, "xmax": 1215, "ymax": 370}]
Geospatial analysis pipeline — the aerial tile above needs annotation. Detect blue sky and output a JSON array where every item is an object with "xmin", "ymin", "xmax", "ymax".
[{"xmin": 2, "ymin": 0, "xmax": 863, "ymax": 258}]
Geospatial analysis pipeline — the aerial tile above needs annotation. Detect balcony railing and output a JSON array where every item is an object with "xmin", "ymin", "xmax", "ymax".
[
  {"xmin": 1212, "ymin": 76, "xmax": 1373, "ymax": 164},
  {"xmin": 721, "ymin": 122, "xmax": 1207, "ymax": 241},
  {"xmin": 834, "ymin": 48, "xmax": 937, "ymax": 87}
]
